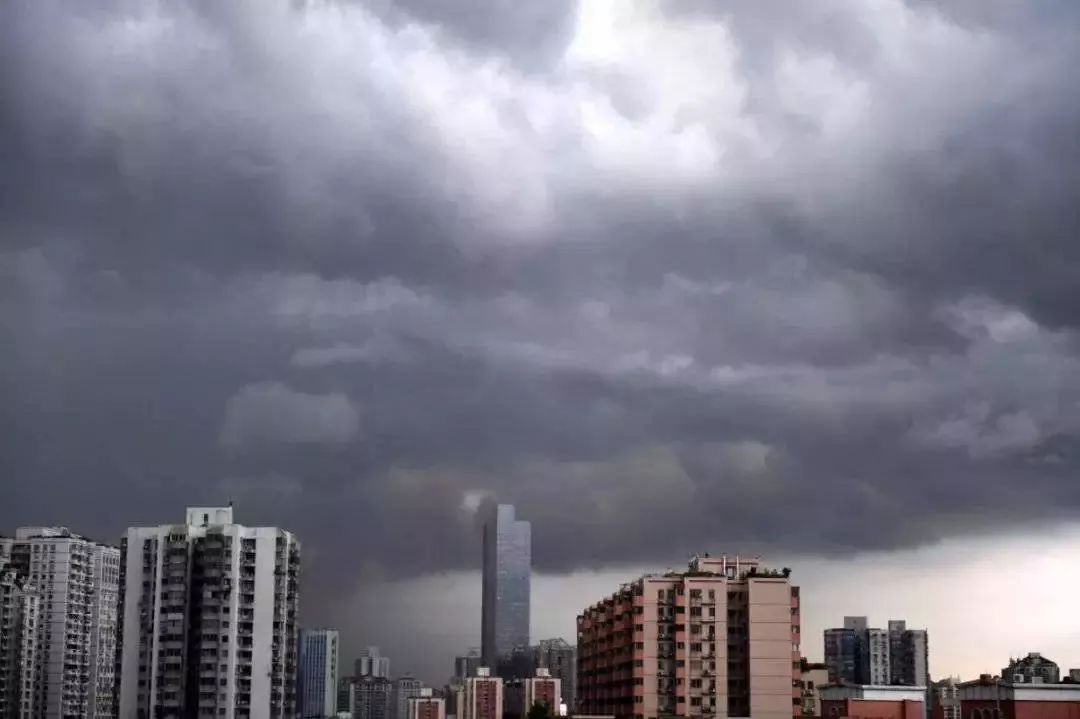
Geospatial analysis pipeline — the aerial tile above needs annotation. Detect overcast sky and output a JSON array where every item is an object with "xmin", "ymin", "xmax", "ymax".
[{"xmin": 4, "ymin": 0, "xmax": 1080, "ymax": 687}]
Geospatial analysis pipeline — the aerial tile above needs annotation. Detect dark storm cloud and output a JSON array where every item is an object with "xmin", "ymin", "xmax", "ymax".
[{"xmin": 5, "ymin": 0, "xmax": 1080, "ymax": 602}]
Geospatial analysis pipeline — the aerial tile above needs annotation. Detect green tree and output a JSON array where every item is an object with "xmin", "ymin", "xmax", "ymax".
[{"xmin": 527, "ymin": 701, "xmax": 554, "ymax": 719}]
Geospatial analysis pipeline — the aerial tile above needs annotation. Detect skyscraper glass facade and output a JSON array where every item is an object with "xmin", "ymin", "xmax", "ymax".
[
  {"xmin": 299, "ymin": 629, "xmax": 339, "ymax": 718},
  {"xmin": 481, "ymin": 504, "xmax": 531, "ymax": 666}
]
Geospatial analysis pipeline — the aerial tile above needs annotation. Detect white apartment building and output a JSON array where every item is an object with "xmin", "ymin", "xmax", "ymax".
[
  {"xmin": 0, "ymin": 526, "xmax": 121, "ymax": 718},
  {"xmin": 394, "ymin": 676, "xmax": 423, "ymax": 719},
  {"xmin": 408, "ymin": 688, "xmax": 445, "ymax": 719},
  {"xmin": 117, "ymin": 506, "xmax": 300, "ymax": 719},
  {"xmin": 0, "ymin": 564, "xmax": 41, "ymax": 717},
  {"xmin": 459, "ymin": 667, "xmax": 502, "ymax": 719}
]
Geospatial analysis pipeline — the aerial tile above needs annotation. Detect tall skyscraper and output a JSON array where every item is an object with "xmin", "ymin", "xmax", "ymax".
[
  {"xmin": 117, "ymin": 506, "xmax": 301, "ymax": 718},
  {"xmin": 577, "ymin": 554, "xmax": 801, "ymax": 719},
  {"xmin": 0, "ymin": 563, "xmax": 40, "ymax": 718},
  {"xmin": 825, "ymin": 616, "xmax": 928, "ymax": 687},
  {"xmin": 394, "ymin": 675, "xmax": 423, "ymax": 719},
  {"xmin": 356, "ymin": 646, "xmax": 392, "ymax": 679},
  {"xmin": 299, "ymin": 629, "xmax": 340, "ymax": 718},
  {"xmin": 461, "ymin": 667, "xmax": 503, "ymax": 719},
  {"xmin": 0, "ymin": 526, "xmax": 121, "ymax": 718},
  {"xmin": 534, "ymin": 638, "xmax": 576, "ymax": 711},
  {"xmin": 481, "ymin": 504, "xmax": 531, "ymax": 666}
]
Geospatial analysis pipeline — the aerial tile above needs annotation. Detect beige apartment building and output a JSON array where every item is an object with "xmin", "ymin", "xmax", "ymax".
[{"xmin": 577, "ymin": 555, "xmax": 801, "ymax": 719}]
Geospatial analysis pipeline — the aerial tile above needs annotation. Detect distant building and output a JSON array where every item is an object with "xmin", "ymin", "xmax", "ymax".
[
  {"xmin": 938, "ymin": 676, "xmax": 1080, "ymax": 717},
  {"xmin": 395, "ymin": 676, "xmax": 424, "ymax": 719},
  {"xmin": 1069, "ymin": 669, "xmax": 1080, "ymax": 683},
  {"xmin": 1002, "ymin": 652, "xmax": 1060, "ymax": 684},
  {"xmin": 355, "ymin": 675, "xmax": 393, "ymax": 719},
  {"xmin": 1, "ymin": 526, "xmax": 120, "ymax": 718},
  {"xmin": 799, "ymin": 660, "xmax": 828, "ymax": 717},
  {"xmin": 409, "ymin": 688, "xmax": 446, "ymax": 719},
  {"xmin": 357, "ymin": 646, "xmax": 393, "ymax": 679},
  {"xmin": 461, "ymin": 667, "xmax": 503, "ymax": 719},
  {"xmin": 820, "ymin": 684, "xmax": 925, "ymax": 719},
  {"xmin": 931, "ymin": 678, "xmax": 960, "ymax": 719},
  {"xmin": 825, "ymin": 617, "xmax": 928, "ymax": 688},
  {"xmin": 117, "ymin": 506, "xmax": 301, "ymax": 718},
  {"xmin": 299, "ymin": 629, "xmax": 340, "ymax": 718},
  {"xmin": 0, "ymin": 564, "xmax": 40, "ymax": 717},
  {"xmin": 535, "ymin": 638, "xmax": 576, "ymax": 711},
  {"xmin": 577, "ymin": 554, "xmax": 801, "ymax": 719},
  {"xmin": 481, "ymin": 504, "xmax": 531, "ymax": 666},
  {"xmin": 339, "ymin": 677, "xmax": 357, "ymax": 716},
  {"xmin": 524, "ymin": 668, "xmax": 561, "ymax": 715},
  {"xmin": 455, "ymin": 649, "xmax": 483, "ymax": 680}
]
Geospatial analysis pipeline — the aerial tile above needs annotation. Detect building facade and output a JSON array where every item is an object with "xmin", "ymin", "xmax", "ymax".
[
  {"xmin": 395, "ymin": 676, "xmax": 424, "ymax": 719},
  {"xmin": 798, "ymin": 661, "xmax": 828, "ymax": 717},
  {"xmin": 935, "ymin": 677, "xmax": 1080, "ymax": 719},
  {"xmin": 299, "ymin": 629, "xmax": 339, "ymax": 718},
  {"xmin": 524, "ymin": 668, "xmax": 561, "ymax": 714},
  {"xmin": 825, "ymin": 617, "xmax": 927, "ymax": 688},
  {"xmin": 0, "ymin": 564, "xmax": 40, "ymax": 718},
  {"xmin": 455, "ymin": 649, "xmax": 483, "ymax": 681},
  {"xmin": 408, "ymin": 688, "xmax": 446, "ymax": 719},
  {"xmin": 577, "ymin": 554, "xmax": 801, "ymax": 719},
  {"xmin": 0, "ymin": 526, "xmax": 121, "ymax": 718},
  {"xmin": 481, "ymin": 505, "xmax": 531, "ymax": 666},
  {"xmin": 931, "ymin": 679, "xmax": 960, "ymax": 719},
  {"xmin": 820, "ymin": 685, "xmax": 925, "ymax": 719},
  {"xmin": 535, "ymin": 638, "xmax": 577, "ymax": 711},
  {"xmin": 355, "ymin": 675, "xmax": 393, "ymax": 719},
  {"xmin": 117, "ymin": 506, "xmax": 300, "ymax": 719},
  {"xmin": 1002, "ymin": 653, "xmax": 1060, "ymax": 684},
  {"xmin": 461, "ymin": 668, "xmax": 503, "ymax": 719}
]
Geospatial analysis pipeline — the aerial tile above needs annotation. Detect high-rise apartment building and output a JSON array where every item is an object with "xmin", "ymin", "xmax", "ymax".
[
  {"xmin": 117, "ymin": 506, "xmax": 300, "ymax": 719},
  {"xmin": 577, "ymin": 554, "xmax": 801, "ymax": 719},
  {"xmin": 826, "ymin": 617, "xmax": 927, "ymax": 688},
  {"xmin": 0, "ymin": 564, "xmax": 40, "ymax": 718},
  {"xmin": 481, "ymin": 505, "xmax": 530, "ymax": 667},
  {"xmin": 354, "ymin": 675, "xmax": 393, "ymax": 719},
  {"xmin": 395, "ymin": 676, "xmax": 424, "ymax": 719},
  {"xmin": 460, "ymin": 667, "xmax": 503, "ymax": 719},
  {"xmin": 0, "ymin": 526, "xmax": 121, "ymax": 718},
  {"xmin": 535, "ymin": 638, "xmax": 576, "ymax": 711},
  {"xmin": 356, "ymin": 646, "xmax": 392, "ymax": 679},
  {"xmin": 523, "ymin": 667, "xmax": 561, "ymax": 714},
  {"xmin": 298, "ymin": 629, "xmax": 339, "ymax": 718},
  {"xmin": 888, "ymin": 621, "xmax": 928, "ymax": 687},
  {"xmin": 408, "ymin": 688, "xmax": 445, "ymax": 719}
]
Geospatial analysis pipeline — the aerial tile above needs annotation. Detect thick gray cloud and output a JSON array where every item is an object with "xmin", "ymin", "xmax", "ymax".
[{"xmin": 4, "ymin": 0, "xmax": 1080, "ymax": 674}]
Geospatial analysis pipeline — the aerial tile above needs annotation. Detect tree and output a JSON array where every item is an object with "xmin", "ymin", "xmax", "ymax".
[{"xmin": 527, "ymin": 701, "xmax": 554, "ymax": 719}]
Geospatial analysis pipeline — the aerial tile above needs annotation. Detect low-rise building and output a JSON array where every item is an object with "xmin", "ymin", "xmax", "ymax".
[
  {"xmin": 945, "ymin": 676, "xmax": 1080, "ymax": 718},
  {"xmin": 820, "ymin": 684, "xmax": 925, "ymax": 719},
  {"xmin": 1002, "ymin": 653, "xmax": 1060, "ymax": 684}
]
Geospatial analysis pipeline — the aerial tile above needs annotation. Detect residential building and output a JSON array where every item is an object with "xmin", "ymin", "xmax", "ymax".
[
  {"xmin": 535, "ymin": 638, "xmax": 576, "ymax": 711},
  {"xmin": 117, "ymin": 506, "xmax": 301, "ymax": 719},
  {"xmin": 355, "ymin": 675, "xmax": 393, "ymax": 719},
  {"xmin": 356, "ymin": 646, "xmax": 392, "ymax": 679},
  {"xmin": 1069, "ymin": 669, "xmax": 1080, "ymax": 683},
  {"xmin": 524, "ymin": 667, "xmax": 561, "ymax": 714},
  {"xmin": 454, "ymin": 649, "xmax": 483, "ymax": 681},
  {"xmin": 798, "ymin": 660, "xmax": 828, "ymax": 717},
  {"xmin": 0, "ymin": 526, "xmax": 121, "ymax": 718},
  {"xmin": 1002, "ymin": 652, "xmax": 1060, "ymax": 684},
  {"xmin": 299, "ymin": 629, "xmax": 340, "ymax": 718},
  {"xmin": 888, "ymin": 621, "xmax": 929, "ymax": 687},
  {"xmin": 395, "ymin": 676, "xmax": 424, "ymax": 719},
  {"xmin": 931, "ymin": 678, "xmax": 960, "ymax": 719},
  {"xmin": 0, "ymin": 564, "xmax": 40, "ymax": 718},
  {"xmin": 481, "ymin": 504, "xmax": 530, "ymax": 666},
  {"xmin": 576, "ymin": 554, "xmax": 801, "ymax": 719},
  {"xmin": 409, "ymin": 688, "xmax": 446, "ymax": 719},
  {"xmin": 820, "ymin": 685, "xmax": 925, "ymax": 719},
  {"xmin": 825, "ymin": 617, "xmax": 928, "ymax": 688},
  {"xmin": 461, "ymin": 667, "xmax": 502, "ymax": 719},
  {"xmin": 940, "ymin": 676, "xmax": 1080, "ymax": 718}
]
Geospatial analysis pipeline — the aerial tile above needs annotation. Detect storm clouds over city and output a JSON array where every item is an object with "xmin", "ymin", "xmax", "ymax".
[{"xmin": 4, "ymin": 0, "xmax": 1080, "ymax": 683}]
